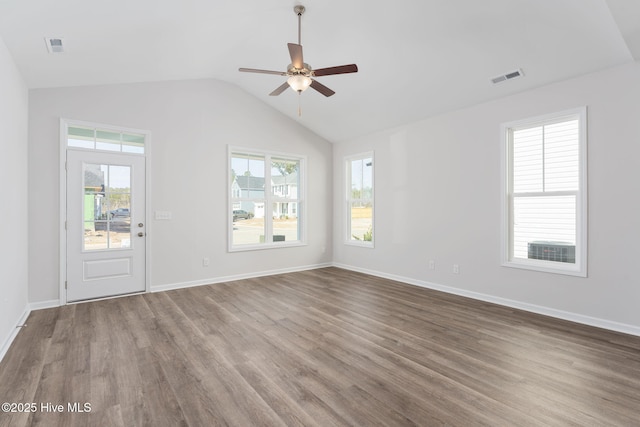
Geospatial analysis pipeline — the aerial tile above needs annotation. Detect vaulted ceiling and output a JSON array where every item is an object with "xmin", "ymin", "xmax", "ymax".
[{"xmin": 1, "ymin": 0, "xmax": 638, "ymax": 142}]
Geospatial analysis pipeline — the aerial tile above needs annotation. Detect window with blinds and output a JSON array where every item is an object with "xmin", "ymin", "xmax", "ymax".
[{"xmin": 502, "ymin": 108, "xmax": 587, "ymax": 276}]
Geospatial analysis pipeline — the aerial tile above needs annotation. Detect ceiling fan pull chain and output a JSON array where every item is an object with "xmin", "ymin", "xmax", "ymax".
[{"xmin": 298, "ymin": 92, "xmax": 302, "ymax": 117}]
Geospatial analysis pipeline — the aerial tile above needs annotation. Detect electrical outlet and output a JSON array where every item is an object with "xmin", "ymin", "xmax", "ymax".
[
  {"xmin": 453, "ymin": 264, "xmax": 460, "ymax": 274},
  {"xmin": 203, "ymin": 257, "xmax": 210, "ymax": 267},
  {"xmin": 429, "ymin": 260, "xmax": 435, "ymax": 270}
]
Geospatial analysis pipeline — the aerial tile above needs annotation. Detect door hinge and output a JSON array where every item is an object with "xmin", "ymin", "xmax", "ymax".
[
  {"xmin": 65, "ymin": 281, "xmax": 67, "ymax": 289},
  {"xmin": 64, "ymin": 221, "xmax": 67, "ymax": 230}
]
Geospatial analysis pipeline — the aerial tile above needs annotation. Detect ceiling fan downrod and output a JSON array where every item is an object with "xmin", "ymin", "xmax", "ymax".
[{"xmin": 294, "ymin": 5, "xmax": 305, "ymax": 45}]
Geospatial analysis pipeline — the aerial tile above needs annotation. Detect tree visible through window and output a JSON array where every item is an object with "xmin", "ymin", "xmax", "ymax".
[
  {"xmin": 346, "ymin": 153, "xmax": 374, "ymax": 246},
  {"xmin": 229, "ymin": 149, "xmax": 304, "ymax": 250}
]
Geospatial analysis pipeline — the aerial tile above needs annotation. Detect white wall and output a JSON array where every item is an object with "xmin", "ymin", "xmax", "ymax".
[
  {"xmin": 0, "ymin": 36, "xmax": 29, "ymax": 357},
  {"xmin": 22, "ymin": 60, "xmax": 640, "ymax": 334},
  {"xmin": 334, "ymin": 62, "xmax": 640, "ymax": 333},
  {"xmin": 29, "ymin": 79, "xmax": 333, "ymax": 303}
]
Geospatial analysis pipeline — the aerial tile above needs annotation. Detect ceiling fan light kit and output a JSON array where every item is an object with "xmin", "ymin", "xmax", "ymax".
[
  {"xmin": 287, "ymin": 74, "xmax": 312, "ymax": 92},
  {"xmin": 239, "ymin": 4, "xmax": 358, "ymax": 104}
]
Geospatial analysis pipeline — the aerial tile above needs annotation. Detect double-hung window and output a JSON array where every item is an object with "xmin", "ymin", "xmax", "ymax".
[
  {"xmin": 346, "ymin": 152, "xmax": 374, "ymax": 246},
  {"xmin": 502, "ymin": 108, "xmax": 587, "ymax": 276},
  {"xmin": 229, "ymin": 148, "xmax": 304, "ymax": 250}
]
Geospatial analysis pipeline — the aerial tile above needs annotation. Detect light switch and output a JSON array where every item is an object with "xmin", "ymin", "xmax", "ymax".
[{"xmin": 155, "ymin": 211, "xmax": 172, "ymax": 220}]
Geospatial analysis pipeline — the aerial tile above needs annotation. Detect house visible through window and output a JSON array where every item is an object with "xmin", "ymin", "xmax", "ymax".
[
  {"xmin": 346, "ymin": 153, "xmax": 374, "ymax": 246},
  {"xmin": 229, "ymin": 148, "xmax": 304, "ymax": 250},
  {"xmin": 502, "ymin": 108, "xmax": 587, "ymax": 276}
]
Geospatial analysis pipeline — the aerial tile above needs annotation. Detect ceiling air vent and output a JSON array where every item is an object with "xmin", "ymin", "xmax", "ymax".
[
  {"xmin": 491, "ymin": 69, "xmax": 523, "ymax": 84},
  {"xmin": 45, "ymin": 37, "xmax": 64, "ymax": 54}
]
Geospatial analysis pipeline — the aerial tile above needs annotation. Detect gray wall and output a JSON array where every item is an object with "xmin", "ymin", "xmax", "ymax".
[
  {"xmin": 0, "ymin": 36, "xmax": 29, "ymax": 356},
  {"xmin": 28, "ymin": 79, "xmax": 333, "ymax": 303},
  {"xmin": 333, "ymin": 62, "xmax": 640, "ymax": 333}
]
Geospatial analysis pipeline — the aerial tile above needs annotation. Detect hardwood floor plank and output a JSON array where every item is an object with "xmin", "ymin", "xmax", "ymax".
[
  {"xmin": 0, "ymin": 309, "xmax": 57, "ymax": 427},
  {"xmin": 143, "ymin": 292, "xmax": 287, "ymax": 426},
  {"xmin": 232, "ymin": 360, "xmax": 321, "ymax": 427},
  {"xmin": 2, "ymin": 267, "xmax": 640, "ymax": 426}
]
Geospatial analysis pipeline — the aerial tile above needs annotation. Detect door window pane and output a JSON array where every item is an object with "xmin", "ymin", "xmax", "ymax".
[
  {"xmin": 67, "ymin": 125, "xmax": 146, "ymax": 154},
  {"xmin": 83, "ymin": 163, "xmax": 131, "ymax": 251},
  {"xmin": 122, "ymin": 133, "xmax": 145, "ymax": 154},
  {"xmin": 95, "ymin": 132, "xmax": 121, "ymax": 151},
  {"xmin": 68, "ymin": 126, "xmax": 95, "ymax": 149}
]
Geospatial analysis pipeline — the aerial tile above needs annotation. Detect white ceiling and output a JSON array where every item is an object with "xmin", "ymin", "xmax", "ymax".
[{"xmin": 1, "ymin": 0, "xmax": 638, "ymax": 142}]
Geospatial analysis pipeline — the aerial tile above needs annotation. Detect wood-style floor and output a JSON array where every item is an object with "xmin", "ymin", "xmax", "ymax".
[{"xmin": 1, "ymin": 267, "xmax": 640, "ymax": 426}]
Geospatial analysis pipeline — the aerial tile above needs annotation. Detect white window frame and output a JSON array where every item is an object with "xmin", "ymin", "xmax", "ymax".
[
  {"xmin": 228, "ymin": 146, "xmax": 306, "ymax": 252},
  {"xmin": 345, "ymin": 152, "xmax": 374, "ymax": 247},
  {"xmin": 500, "ymin": 107, "xmax": 587, "ymax": 277},
  {"xmin": 65, "ymin": 120, "xmax": 147, "ymax": 154}
]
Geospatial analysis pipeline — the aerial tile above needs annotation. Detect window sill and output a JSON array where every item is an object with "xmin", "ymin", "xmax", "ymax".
[
  {"xmin": 229, "ymin": 241, "xmax": 307, "ymax": 253},
  {"xmin": 344, "ymin": 241, "xmax": 374, "ymax": 249},
  {"xmin": 502, "ymin": 259, "xmax": 586, "ymax": 277}
]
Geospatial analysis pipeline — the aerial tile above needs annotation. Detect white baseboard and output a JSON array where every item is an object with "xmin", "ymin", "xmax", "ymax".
[
  {"xmin": 23, "ymin": 262, "xmax": 637, "ymax": 340},
  {"xmin": 0, "ymin": 305, "xmax": 30, "ymax": 363},
  {"xmin": 29, "ymin": 299, "xmax": 61, "ymax": 310},
  {"xmin": 333, "ymin": 263, "xmax": 640, "ymax": 337},
  {"xmin": 151, "ymin": 262, "xmax": 333, "ymax": 293},
  {"xmin": 24, "ymin": 265, "xmax": 334, "ymax": 308}
]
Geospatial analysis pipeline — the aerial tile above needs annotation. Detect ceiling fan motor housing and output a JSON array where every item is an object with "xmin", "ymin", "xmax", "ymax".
[{"xmin": 288, "ymin": 63, "xmax": 312, "ymax": 76}]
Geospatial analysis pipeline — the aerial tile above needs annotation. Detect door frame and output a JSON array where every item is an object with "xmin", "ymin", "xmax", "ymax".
[{"xmin": 59, "ymin": 118, "xmax": 152, "ymax": 305}]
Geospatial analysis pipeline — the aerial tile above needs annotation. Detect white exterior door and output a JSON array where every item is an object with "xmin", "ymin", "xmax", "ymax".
[{"xmin": 66, "ymin": 150, "xmax": 146, "ymax": 302}]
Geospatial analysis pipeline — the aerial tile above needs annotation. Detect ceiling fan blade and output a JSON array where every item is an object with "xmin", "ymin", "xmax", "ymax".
[
  {"xmin": 269, "ymin": 82, "xmax": 290, "ymax": 96},
  {"xmin": 287, "ymin": 43, "xmax": 304, "ymax": 69},
  {"xmin": 239, "ymin": 68, "xmax": 287, "ymax": 76},
  {"xmin": 313, "ymin": 64, "xmax": 359, "ymax": 77},
  {"xmin": 310, "ymin": 79, "xmax": 335, "ymax": 97}
]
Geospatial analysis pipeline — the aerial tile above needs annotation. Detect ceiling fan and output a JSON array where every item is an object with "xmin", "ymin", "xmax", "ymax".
[{"xmin": 239, "ymin": 5, "xmax": 358, "ymax": 99}]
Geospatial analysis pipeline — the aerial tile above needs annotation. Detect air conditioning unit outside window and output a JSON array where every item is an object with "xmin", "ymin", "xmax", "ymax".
[{"xmin": 527, "ymin": 241, "xmax": 575, "ymax": 264}]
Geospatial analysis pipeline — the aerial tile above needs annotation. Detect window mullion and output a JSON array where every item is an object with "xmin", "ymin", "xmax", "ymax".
[
  {"xmin": 542, "ymin": 124, "xmax": 546, "ymax": 193},
  {"xmin": 264, "ymin": 155, "xmax": 272, "ymax": 243},
  {"xmin": 513, "ymin": 190, "xmax": 578, "ymax": 198}
]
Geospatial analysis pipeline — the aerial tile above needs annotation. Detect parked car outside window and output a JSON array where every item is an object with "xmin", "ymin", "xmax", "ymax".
[
  {"xmin": 233, "ymin": 210, "xmax": 254, "ymax": 221},
  {"xmin": 110, "ymin": 208, "xmax": 130, "ymax": 219}
]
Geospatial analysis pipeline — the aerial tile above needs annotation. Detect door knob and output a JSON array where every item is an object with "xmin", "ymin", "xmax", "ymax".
[
  {"xmin": 138, "ymin": 223, "xmax": 144, "ymax": 227},
  {"xmin": 138, "ymin": 232, "xmax": 145, "ymax": 237}
]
